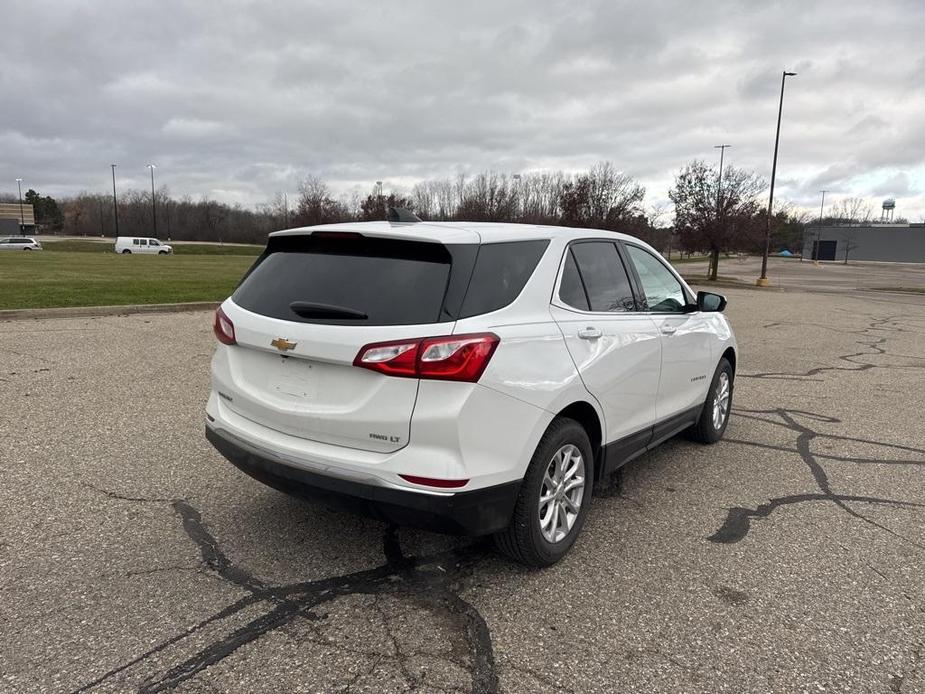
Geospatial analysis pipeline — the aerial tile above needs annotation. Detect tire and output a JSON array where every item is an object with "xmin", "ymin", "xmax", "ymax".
[
  {"xmin": 121, "ymin": 249, "xmax": 131, "ymax": 254},
  {"xmin": 494, "ymin": 417, "xmax": 594, "ymax": 567},
  {"xmin": 23, "ymin": 247, "xmax": 31, "ymax": 251},
  {"xmin": 158, "ymin": 250, "xmax": 168, "ymax": 255},
  {"xmin": 687, "ymin": 357, "xmax": 733, "ymax": 444}
]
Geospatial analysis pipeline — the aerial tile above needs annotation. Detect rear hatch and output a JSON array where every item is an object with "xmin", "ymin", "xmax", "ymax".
[{"xmin": 219, "ymin": 231, "xmax": 477, "ymax": 453}]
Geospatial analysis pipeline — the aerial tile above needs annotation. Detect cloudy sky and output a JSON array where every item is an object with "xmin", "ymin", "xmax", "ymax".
[{"xmin": 2, "ymin": 0, "xmax": 924, "ymax": 220}]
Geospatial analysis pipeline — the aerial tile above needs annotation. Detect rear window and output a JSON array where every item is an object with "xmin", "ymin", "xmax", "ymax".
[
  {"xmin": 233, "ymin": 235, "xmax": 454, "ymax": 326},
  {"xmin": 459, "ymin": 240, "xmax": 549, "ymax": 318}
]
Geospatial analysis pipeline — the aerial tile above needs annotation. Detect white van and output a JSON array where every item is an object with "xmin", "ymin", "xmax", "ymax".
[{"xmin": 115, "ymin": 237, "xmax": 173, "ymax": 254}]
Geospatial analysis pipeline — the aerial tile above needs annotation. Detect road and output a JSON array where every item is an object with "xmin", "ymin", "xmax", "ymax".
[{"xmin": 2, "ymin": 286, "xmax": 924, "ymax": 693}]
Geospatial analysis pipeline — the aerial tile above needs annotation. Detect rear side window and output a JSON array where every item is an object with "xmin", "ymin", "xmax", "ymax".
[
  {"xmin": 233, "ymin": 235, "xmax": 454, "ymax": 326},
  {"xmin": 459, "ymin": 240, "xmax": 549, "ymax": 318},
  {"xmin": 567, "ymin": 242, "xmax": 636, "ymax": 312}
]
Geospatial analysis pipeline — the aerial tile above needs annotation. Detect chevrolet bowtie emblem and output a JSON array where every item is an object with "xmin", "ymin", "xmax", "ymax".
[{"xmin": 271, "ymin": 337, "xmax": 297, "ymax": 352}]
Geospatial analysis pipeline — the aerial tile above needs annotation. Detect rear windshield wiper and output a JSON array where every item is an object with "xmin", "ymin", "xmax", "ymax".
[{"xmin": 289, "ymin": 301, "xmax": 368, "ymax": 320}]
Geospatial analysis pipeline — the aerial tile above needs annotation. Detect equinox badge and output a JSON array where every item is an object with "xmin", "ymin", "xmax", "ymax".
[{"xmin": 271, "ymin": 337, "xmax": 297, "ymax": 352}]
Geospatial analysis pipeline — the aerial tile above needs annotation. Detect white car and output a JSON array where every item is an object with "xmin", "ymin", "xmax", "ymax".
[
  {"xmin": 0, "ymin": 236, "xmax": 42, "ymax": 250},
  {"xmin": 114, "ymin": 236, "xmax": 172, "ymax": 254},
  {"xmin": 206, "ymin": 217, "xmax": 736, "ymax": 566}
]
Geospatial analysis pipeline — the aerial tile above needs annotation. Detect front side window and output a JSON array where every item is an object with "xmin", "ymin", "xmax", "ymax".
[
  {"xmin": 626, "ymin": 245, "xmax": 687, "ymax": 313},
  {"xmin": 563, "ymin": 241, "xmax": 636, "ymax": 312},
  {"xmin": 149, "ymin": 239, "xmax": 159, "ymax": 246}
]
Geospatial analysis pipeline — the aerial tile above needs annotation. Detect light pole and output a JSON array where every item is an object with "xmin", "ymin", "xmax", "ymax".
[
  {"xmin": 757, "ymin": 70, "xmax": 797, "ymax": 286},
  {"xmin": 713, "ymin": 145, "xmax": 731, "ymax": 279},
  {"xmin": 110, "ymin": 164, "xmax": 120, "ymax": 238},
  {"xmin": 814, "ymin": 190, "xmax": 827, "ymax": 261},
  {"xmin": 147, "ymin": 164, "xmax": 157, "ymax": 237},
  {"xmin": 15, "ymin": 178, "xmax": 24, "ymax": 231}
]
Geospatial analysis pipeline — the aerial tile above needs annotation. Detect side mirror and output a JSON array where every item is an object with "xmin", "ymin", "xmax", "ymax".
[{"xmin": 697, "ymin": 290, "xmax": 726, "ymax": 312}]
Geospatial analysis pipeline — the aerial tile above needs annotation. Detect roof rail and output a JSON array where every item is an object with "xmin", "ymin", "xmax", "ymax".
[{"xmin": 387, "ymin": 207, "xmax": 422, "ymax": 223}]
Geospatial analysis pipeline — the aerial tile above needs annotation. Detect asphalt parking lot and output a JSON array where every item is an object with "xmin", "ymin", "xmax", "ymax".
[
  {"xmin": 682, "ymin": 256, "xmax": 925, "ymax": 294},
  {"xmin": 2, "ymin": 284, "xmax": 925, "ymax": 693}
]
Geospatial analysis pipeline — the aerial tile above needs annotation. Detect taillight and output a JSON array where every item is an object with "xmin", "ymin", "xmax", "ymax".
[
  {"xmin": 353, "ymin": 332, "xmax": 499, "ymax": 382},
  {"xmin": 213, "ymin": 307, "xmax": 236, "ymax": 345}
]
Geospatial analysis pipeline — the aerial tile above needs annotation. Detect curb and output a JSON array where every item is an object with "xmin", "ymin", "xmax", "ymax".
[
  {"xmin": 682, "ymin": 278, "xmax": 768, "ymax": 291},
  {"xmin": 0, "ymin": 301, "xmax": 220, "ymax": 321}
]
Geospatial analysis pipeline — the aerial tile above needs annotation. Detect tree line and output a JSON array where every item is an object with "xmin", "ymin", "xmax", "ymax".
[{"xmin": 2, "ymin": 161, "xmax": 894, "ymax": 278}]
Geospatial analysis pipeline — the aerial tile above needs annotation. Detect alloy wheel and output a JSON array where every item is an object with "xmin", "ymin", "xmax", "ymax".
[
  {"xmin": 539, "ymin": 444, "xmax": 585, "ymax": 543},
  {"xmin": 712, "ymin": 371, "xmax": 731, "ymax": 430}
]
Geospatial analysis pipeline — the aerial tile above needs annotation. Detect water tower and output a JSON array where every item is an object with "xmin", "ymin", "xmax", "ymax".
[{"xmin": 881, "ymin": 198, "xmax": 896, "ymax": 222}]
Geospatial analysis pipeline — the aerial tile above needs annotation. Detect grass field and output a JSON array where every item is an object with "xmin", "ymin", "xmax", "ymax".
[
  {"xmin": 40, "ymin": 240, "xmax": 263, "ymax": 255},
  {"xmin": 0, "ymin": 247, "xmax": 258, "ymax": 309}
]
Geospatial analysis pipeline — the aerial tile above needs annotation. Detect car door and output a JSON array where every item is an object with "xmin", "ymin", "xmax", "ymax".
[
  {"xmin": 138, "ymin": 238, "xmax": 149, "ymax": 253},
  {"xmin": 550, "ymin": 240, "xmax": 662, "ymax": 451},
  {"xmin": 623, "ymin": 243, "xmax": 715, "ymax": 425}
]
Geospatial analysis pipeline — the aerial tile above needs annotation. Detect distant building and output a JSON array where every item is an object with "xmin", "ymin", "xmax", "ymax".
[
  {"xmin": 803, "ymin": 223, "xmax": 925, "ymax": 263},
  {"xmin": 0, "ymin": 202, "xmax": 35, "ymax": 235}
]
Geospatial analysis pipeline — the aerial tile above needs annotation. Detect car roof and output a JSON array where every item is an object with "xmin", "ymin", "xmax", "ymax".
[{"xmin": 269, "ymin": 221, "xmax": 640, "ymax": 245}]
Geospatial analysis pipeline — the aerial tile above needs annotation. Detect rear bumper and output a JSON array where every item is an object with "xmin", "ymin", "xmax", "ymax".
[{"xmin": 206, "ymin": 425, "xmax": 520, "ymax": 536}]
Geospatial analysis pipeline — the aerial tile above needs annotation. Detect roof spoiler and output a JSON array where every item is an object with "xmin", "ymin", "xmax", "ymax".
[{"xmin": 387, "ymin": 206, "xmax": 421, "ymax": 223}]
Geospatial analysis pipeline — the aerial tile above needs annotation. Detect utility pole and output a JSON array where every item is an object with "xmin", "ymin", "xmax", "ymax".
[
  {"xmin": 110, "ymin": 164, "xmax": 120, "ymax": 238},
  {"xmin": 814, "ymin": 190, "xmax": 826, "ymax": 261},
  {"xmin": 147, "ymin": 164, "xmax": 157, "ymax": 237},
  {"xmin": 713, "ymin": 145, "xmax": 731, "ymax": 280},
  {"xmin": 15, "ymin": 178, "xmax": 25, "ymax": 231},
  {"xmin": 757, "ymin": 70, "xmax": 797, "ymax": 286}
]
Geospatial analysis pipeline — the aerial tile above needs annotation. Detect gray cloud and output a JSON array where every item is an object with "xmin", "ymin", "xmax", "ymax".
[{"xmin": 2, "ymin": 0, "xmax": 924, "ymax": 220}]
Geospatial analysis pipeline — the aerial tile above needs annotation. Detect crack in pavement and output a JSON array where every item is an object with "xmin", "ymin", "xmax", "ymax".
[
  {"xmin": 70, "ymin": 493, "xmax": 499, "ymax": 694},
  {"xmin": 708, "ymin": 310, "xmax": 925, "ymax": 546},
  {"xmin": 740, "ymin": 314, "xmax": 925, "ymax": 381},
  {"xmin": 709, "ymin": 407, "xmax": 925, "ymax": 547}
]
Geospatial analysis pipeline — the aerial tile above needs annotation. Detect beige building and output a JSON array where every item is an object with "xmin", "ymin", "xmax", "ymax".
[{"xmin": 0, "ymin": 202, "xmax": 35, "ymax": 235}]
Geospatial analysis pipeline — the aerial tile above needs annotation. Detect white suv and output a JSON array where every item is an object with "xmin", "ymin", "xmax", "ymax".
[{"xmin": 206, "ymin": 218, "xmax": 736, "ymax": 566}]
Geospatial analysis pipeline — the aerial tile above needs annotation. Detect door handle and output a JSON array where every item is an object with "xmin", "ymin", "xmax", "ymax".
[
  {"xmin": 660, "ymin": 325, "xmax": 678, "ymax": 335},
  {"xmin": 578, "ymin": 327, "xmax": 602, "ymax": 340}
]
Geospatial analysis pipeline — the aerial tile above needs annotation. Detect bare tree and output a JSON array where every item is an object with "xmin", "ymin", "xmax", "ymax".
[
  {"xmin": 829, "ymin": 197, "xmax": 873, "ymax": 225},
  {"xmin": 293, "ymin": 176, "xmax": 347, "ymax": 227},
  {"xmin": 669, "ymin": 160, "xmax": 766, "ymax": 280},
  {"xmin": 559, "ymin": 162, "xmax": 645, "ymax": 229},
  {"xmin": 49, "ymin": 163, "xmax": 650, "ymax": 244}
]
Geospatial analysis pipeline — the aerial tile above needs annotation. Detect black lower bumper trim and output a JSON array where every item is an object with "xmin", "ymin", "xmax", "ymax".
[{"xmin": 206, "ymin": 426, "xmax": 520, "ymax": 536}]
